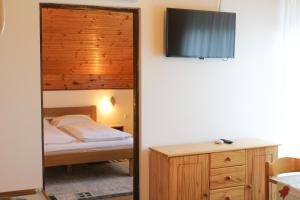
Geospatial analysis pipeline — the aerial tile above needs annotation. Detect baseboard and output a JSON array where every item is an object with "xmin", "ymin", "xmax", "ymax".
[{"xmin": 0, "ymin": 189, "xmax": 36, "ymax": 197}]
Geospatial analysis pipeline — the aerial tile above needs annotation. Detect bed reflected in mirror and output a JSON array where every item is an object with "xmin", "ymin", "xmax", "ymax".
[
  {"xmin": 43, "ymin": 105, "xmax": 134, "ymax": 199},
  {"xmin": 40, "ymin": 4, "xmax": 139, "ymax": 200}
]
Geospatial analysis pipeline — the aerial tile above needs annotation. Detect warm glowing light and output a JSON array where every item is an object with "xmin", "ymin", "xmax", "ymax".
[{"xmin": 100, "ymin": 97, "xmax": 114, "ymax": 114}]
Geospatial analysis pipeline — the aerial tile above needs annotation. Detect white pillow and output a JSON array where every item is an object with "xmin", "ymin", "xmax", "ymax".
[
  {"xmin": 61, "ymin": 122, "xmax": 131, "ymax": 142},
  {"xmin": 51, "ymin": 115, "xmax": 93, "ymax": 128},
  {"xmin": 44, "ymin": 119, "xmax": 77, "ymax": 145}
]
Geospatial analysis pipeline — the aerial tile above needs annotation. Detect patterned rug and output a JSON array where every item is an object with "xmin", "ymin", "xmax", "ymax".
[
  {"xmin": 48, "ymin": 192, "xmax": 133, "ymax": 200},
  {"xmin": 45, "ymin": 161, "xmax": 133, "ymax": 200}
]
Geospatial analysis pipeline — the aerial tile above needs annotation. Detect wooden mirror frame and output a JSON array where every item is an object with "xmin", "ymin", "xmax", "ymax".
[{"xmin": 39, "ymin": 3, "xmax": 140, "ymax": 200}]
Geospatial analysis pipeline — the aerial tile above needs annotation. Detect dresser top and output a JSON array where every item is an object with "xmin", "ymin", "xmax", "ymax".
[{"xmin": 150, "ymin": 138, "xmax": 279, "ymax": 157}]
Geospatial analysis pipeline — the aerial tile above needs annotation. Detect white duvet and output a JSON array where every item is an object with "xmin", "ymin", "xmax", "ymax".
[
  {"xmin": 61, "ymin": 122, "xmax": 131, "ymax": 142},
  {"xmin": 44, "ymin": 137, "xmax": 133, "ymax": 154},
  {"xmin": 44, "ymin": 120, "xmax": 77, "ymax": 145}
]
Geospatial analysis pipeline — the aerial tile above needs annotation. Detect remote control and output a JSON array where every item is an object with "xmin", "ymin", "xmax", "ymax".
[
  {"xmin": 221, "ymin": 139, "xmax": 233, "ymax": 144},
  {"xmin": 214, "ymin": 139, "xmax": 224, "ymax": 144}
]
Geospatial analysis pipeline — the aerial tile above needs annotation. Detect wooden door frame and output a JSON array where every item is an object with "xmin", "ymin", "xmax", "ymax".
[{"xmin": 39, "ymin": 3, "xmax": 140, "ymax": 200}]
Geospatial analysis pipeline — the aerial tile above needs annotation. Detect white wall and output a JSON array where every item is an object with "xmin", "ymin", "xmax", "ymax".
[
  {"xmin": 0, "ymin": 0, "xmax": 283, "ymax": 199},
  {"xmin": 43, "ymin": 90, "xmax": 134, "ymax": 134},
  {"xmin": 140, "ymin": 1, "xmax": 283, "ymax": 199},
  {"xmin": 278, "ymin": 0, "xmax": 300, "ymax": 158},
  {"xmin": 0, "ymin": 0, "xmax": 42, "ymax": 192}
]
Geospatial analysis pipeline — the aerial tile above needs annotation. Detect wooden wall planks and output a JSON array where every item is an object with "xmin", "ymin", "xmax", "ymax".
[{"xmin": 41, "ymin": 8, "xmax": 134, "ymax": 90}]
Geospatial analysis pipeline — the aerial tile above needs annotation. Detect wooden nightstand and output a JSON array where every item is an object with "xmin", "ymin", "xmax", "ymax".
[{"xmin": 110, "ymin": 125, "xmax": 124, "ymax": 131}]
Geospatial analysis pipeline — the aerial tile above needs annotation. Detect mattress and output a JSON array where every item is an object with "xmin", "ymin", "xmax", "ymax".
[{"xmin": 44, "ymin": 137, "xmax": 133, "ymax": 155}]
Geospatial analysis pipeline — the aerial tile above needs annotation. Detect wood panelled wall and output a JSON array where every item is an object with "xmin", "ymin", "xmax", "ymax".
[{"xmin": 41, "ymin": 8, "xmax": 134, "ymax": 90}]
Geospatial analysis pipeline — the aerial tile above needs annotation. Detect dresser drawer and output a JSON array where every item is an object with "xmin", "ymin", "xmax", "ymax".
[
  {"xmin": 210, "ymin": 166, "xmax": 245, "ymax": 189},
  {"xmin": 210, "ymin": 186, "xmax": 245, "ymax": 200},
  {"xmin": 210, "ymin": 150, "xmax": 245, "ymax": 168}
]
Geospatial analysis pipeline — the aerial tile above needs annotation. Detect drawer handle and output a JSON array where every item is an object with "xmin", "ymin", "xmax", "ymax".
[
  {"xmin": 246, "ymin": 185, "xmax": 252, "ymax": 189},
  {"xmin": 225, "ymin": 157, "xmax": 231, "ymax": 162},
  {"xmin": 225, "ymin": 176, "xmax": 232, "ymax": 181},
  {"xmin": 225, "ymin": 197, "xmax": 231, "ymax": 200}
]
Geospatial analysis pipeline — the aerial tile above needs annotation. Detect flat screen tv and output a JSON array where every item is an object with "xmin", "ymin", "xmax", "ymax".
[{"xmin": 166, "ymin": 8, "xmax": 236, "ymax": 59}]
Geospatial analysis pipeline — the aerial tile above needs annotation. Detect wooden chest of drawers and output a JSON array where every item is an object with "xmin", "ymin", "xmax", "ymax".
[{"xmin": 149, "ymin": 138, "xmax": 279, "ymax": 200}]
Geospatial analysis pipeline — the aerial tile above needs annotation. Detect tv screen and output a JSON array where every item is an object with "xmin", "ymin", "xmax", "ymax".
[{"xmin": 166, "ymin": 8, "xmax": 236, "ymax": 58}]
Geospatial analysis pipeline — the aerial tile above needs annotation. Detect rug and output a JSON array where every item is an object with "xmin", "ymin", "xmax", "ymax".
[
  {"xmin": 45, "ymin": 161, "xmax": 133, "ymax": 200},
  {"xmin": 48, "ymin": 192, "xmax": 133, "ymax": 200}
]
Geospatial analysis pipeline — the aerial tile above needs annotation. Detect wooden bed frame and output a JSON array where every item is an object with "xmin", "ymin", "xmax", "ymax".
[{"xmin": 43, "ymin": 105, "xmax": 133, "ymax": 176}]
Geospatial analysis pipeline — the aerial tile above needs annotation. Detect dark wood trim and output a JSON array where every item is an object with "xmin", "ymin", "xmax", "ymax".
[
  {"xmin": 43, "ymin": 88, "xmax": 133, "ymax": 91},
  {"xmin": 40, "ymin": 3, "xmax": 138, "ymax": 13},
  {"xmin": 39, "ymin": 5, "xmax": 45, "ymax": 190},
  {"xmin": 132, "ymin": 8, "xmax": 140, "ymax": 200},
  {"xmin": 39, "ymin": 3, "xmax": 140, "ymax": 200},
  {"xmin": 0, "ymin": 189, "xmax": 36, "ymax": 197}
]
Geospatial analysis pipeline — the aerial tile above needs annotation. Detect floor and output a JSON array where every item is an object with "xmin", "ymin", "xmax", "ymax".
[
  {"xmin": 106, "ymin": 196, "xmax": 133, "ymax": 200},
  {"xmin": 45, "ymin": 161, "xmax": 133, "ymax": 200}
]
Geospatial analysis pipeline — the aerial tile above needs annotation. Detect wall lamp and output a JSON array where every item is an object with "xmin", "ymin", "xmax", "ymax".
[{"xmin": 100, "ymin": 96, "xmax": 116, "ymax": 114}]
